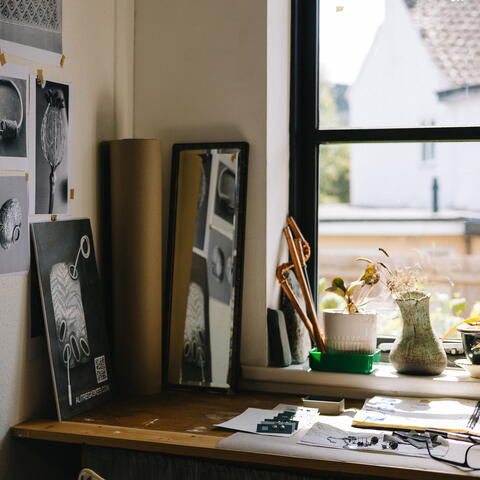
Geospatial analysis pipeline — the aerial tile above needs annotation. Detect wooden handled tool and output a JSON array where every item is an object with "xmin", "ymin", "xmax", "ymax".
[{"xmin": 283, "ymin": 225, "xmax": 326, "ymax": 353}]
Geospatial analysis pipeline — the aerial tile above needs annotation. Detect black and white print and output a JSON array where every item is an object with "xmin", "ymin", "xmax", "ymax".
[
  {"xmin": 31, "ymin": 219, "xmax": 113, "ymax": 420},
  {"xmin": 0, "ymin": 0, "xmax": 63, "ymax": 64},
  {"xmin": 207, "ymin": 228, "xmax": 233, "ymax": 305},
  {"xmin": 214, "ymin": 160, "xmax": 236, "ymax": 225},
  {"xmin": 35, "ymin": 80, "xmax": 69, "ymax": 214},
  {"xmin": 0, "ymin": 74, "xmax": 26, "ymax": 158},
  {"xmin": 0, "ymin": 175, "xmax": 28, "ymax": 275},
  {"xmin": 0, "ymin": 64, "xmax": 29, "ymax": 172},
  {"xmin": 181, "ymin": 253, "xmax": 212, "ymax": 384}
]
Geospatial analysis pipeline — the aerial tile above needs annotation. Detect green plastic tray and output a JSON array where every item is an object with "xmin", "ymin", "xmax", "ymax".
[{"xmin": 309, "ymin": 348, "xmax": 381, "ymax": 374}]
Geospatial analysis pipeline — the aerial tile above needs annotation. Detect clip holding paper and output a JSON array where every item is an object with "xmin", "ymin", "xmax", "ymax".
[
  {"xmin": 69, "ymin": 188, "xmax": 75, "ymax": 200},
  {"xmin": 36, "ymin": 69, "xmax": 46, "ymax": 88},
  {"xmin": 24, "ymin": 172, "xmax": 29, "ymax": 181},
  {"xmin": 60, "ymin": 55, "xmax": 66, "ymax": 68},
  {"xmin": 51, "ymin": 214, "xmax": 57, "ymax": 222},
  {"xmin": 0, "ymin": 52, "xmax": 6, "ymax": 66}
]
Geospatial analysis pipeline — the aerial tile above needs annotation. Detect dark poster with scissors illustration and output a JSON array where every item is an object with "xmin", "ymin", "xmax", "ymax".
[{"xmin": 31, "ymin": 219, "xmax": 113, "ymax": 420}]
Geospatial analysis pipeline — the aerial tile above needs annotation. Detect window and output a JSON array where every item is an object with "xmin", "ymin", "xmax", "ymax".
[{"xmin": 290, "ymin": 0, "xmax": 480, "ymax": 360}]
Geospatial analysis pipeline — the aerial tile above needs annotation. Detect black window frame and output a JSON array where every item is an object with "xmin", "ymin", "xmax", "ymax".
[{"xmin": 290, "ymin": 0, "xmax": 480, "ymax": 304}]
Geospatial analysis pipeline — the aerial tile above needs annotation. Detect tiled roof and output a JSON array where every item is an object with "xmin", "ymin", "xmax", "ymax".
[{"xmin": 406, "ymin": 0, "xmax": 480, "ymax": 86}]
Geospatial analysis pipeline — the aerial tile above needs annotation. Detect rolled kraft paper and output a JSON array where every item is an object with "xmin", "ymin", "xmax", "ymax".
[{"xmin": 109, "ymin": 139, "xmax": 163, "ymax": 394}]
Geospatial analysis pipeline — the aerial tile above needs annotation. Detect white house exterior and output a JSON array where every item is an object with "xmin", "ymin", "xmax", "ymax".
[{"xmin": 348, "ymin": 0, "xmax": 480, "ymax": 211}]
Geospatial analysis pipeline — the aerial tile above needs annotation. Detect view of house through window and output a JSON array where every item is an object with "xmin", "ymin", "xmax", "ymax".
[{"xmin": 317, "ymin": 0, "xmax": 480, "ymax": 346}]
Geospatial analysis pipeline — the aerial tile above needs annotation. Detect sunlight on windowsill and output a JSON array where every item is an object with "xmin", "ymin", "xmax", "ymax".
[{"xmin": 241, "ymin": 362, "xmax": 480, "ymax": 400}]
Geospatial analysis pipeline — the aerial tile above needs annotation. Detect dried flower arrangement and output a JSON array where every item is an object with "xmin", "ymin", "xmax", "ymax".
[{"xmin": 326, "ymin": 248, "xmax": 424, "ymax": 313}]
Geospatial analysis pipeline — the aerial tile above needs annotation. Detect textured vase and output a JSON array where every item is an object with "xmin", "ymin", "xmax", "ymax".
[{"xmin": 389, "ymin": 291, "xmax": 447, "ymax": 375}]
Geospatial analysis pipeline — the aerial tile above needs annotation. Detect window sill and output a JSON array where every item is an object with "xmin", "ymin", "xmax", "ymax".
[{"xmin": 240, "ymin": 363, "xmax": 480, "ymax": 400}]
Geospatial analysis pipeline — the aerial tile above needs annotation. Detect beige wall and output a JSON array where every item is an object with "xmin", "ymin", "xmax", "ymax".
[
  {"xmin": 1, "ymin": 1, "xmax": 289, "ymax": 473},
  {"xmin": 0, "ymin": 1, "xmax": 133, "ymax": 477},
  {"xmin": 319, "ymin": 235, "xmax": 476, "ymax": 255},
  {"xmin": 134, "ymin": 0, "xmax": 290, "ymax": 367}
]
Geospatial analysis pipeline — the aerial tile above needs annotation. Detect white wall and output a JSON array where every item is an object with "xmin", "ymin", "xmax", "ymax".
[
  {"xmin": 349, "ymin": 0, "xmax": 443, "ymax": 209},
  {"xmin": 0, "ymin": 1, "xmax": 133, "ymax": 477},
  {"xmin": 349, "ymin": 1, "xmax": 480, "ymax": 212},
  {"xmin": 134, "ymin": 0, "xmax": 290, "ymax": 368}
]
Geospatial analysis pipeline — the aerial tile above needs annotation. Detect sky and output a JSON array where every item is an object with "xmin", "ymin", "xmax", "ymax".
[{"xmin": 319, "ymin": 0, "xmax": 386, "ymax": 85}]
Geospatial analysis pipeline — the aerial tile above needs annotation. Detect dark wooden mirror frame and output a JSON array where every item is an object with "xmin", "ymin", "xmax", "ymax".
[{"xmin": 164, "ymin": 142, "xmax": 249, "ymax": 392}]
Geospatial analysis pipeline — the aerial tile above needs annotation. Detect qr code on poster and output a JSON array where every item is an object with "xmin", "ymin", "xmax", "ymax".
[{"xmin": 94, "ymin": 355, "xmax": 108, "ymax": 384}]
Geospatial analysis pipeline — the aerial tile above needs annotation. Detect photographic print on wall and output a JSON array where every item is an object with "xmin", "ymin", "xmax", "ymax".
[
  {"xmin": 166, "ymin": 142, "xmax": 248, "ymax": 391},
  {"xmin": 31, "ymin": 219, "xmax": 113, "ymax": 420},
  {"xmin": 35, "ymin": 80, "xmax": 69, "ymax": 215},
  {"xmin": 0, "ymin": 0, "xmax": 63, "ymax": 65},
  {"xmin": 0, "ymin": 64, "xmax": 29, "ymax": 171},
  {"xmin": 0, "ymin": 174, "xmax": 29, "ymax": 275}
]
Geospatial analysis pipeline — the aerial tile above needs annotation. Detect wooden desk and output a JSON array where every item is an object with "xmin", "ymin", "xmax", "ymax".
[{"xmin": 11, "ymin": 391, "xmax": 474, "ymax": 480}]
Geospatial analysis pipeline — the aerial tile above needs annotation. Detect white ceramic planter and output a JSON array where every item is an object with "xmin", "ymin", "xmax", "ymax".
[{"xmin": 323, "ymin": 309, "xmax": 377, "ymax": 354}]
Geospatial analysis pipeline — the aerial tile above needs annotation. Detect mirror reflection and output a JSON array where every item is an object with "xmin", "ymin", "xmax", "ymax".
[{"xmin": 167, "ymin": 144, "xmax": 248, "ymax": 389}]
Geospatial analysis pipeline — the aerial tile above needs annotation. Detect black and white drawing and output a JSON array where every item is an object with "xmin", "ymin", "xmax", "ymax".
[
  {"xmin": 0, "ymin": 175, "xmax": 28, "ymax": 275},
  {"xmin": 207, "ymin": 228, "xmax": 233, "ymax": 305},
  {"xmin": 0, "ymin": 75, "xmax": 26, "ymax": 159},
  {"xmin": 35, "ymin": 81, "xmax": 69, "ymax": 214},
  {"xmin": 50, "ymin": 235, "xmax": 92, "ymax": 407},
  {"xmin": 301, "ymin": 423, "xmax": 450, "ymax": 459},
  {"xmin": 0, "ymin": 0, "xmax": 62, "ymax": 64},
  {"xmin": 31, "ymin": 219, "xmax": 112, "ymax": 420},
  {"xmin": 194, "ymin": 152, "xmax": 211, "ymax": 250},
  {"xmin": 181, "ymin": 253, "xmax": 212, "ymax": 384},
  {"xmin": 214, "ymin": 161, "xmax": 236, "ymax": 225}
]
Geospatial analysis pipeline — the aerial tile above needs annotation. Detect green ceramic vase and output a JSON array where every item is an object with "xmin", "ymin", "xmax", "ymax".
[{"xmin": 389, "ymin": 291, "xmax": 447, "ymax": 375}]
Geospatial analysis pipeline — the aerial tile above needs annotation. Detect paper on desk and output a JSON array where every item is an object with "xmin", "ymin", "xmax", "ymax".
[
  {"xmin": 215, "ymin": 405, "xmax": 319, "ymax": 437},
  {"xmin": 300, "ymin": 422, "xmax": 450, "ymax": 458},
  {"xmin": 353, "ymin": 396, "xmax": 478, "ymax": 433}
]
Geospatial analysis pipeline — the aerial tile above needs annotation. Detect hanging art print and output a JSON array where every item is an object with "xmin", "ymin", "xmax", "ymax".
[
  {"xmin": 0, "ymin": 174, "xmax": 29, "ymax": 275},
  {"xmin": 0, "ymin": 0, "xmax": 63, "ymax": 65},
  {"xmin": 31, "ymin": 219, "xmax": 113, "ymax": 420},
  {"xmin": 34, "ymin": 80, "xmax": 69, "ymax": 215}
]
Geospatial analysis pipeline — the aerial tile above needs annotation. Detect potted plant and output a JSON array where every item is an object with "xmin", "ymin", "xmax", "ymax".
[{"xmin": 323, "ymin": 255, "xmax": 387, "ymax": 354}]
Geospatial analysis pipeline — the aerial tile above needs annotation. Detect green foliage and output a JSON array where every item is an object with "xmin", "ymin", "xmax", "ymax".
[
  {"xmin": 319, "ymin": 292, "xmax": 346, "ymax": 311},
  {"xmin": 319, "ymin": 76, "xmax": 350, "ymax": 204},
  {"xmin": 319, "ymin": 144, "xmax": 350, "ymax": 204}
]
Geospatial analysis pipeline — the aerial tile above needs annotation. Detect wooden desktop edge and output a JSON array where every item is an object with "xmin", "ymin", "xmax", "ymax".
[{"xmin": 11, "ymin": 420, "xmax": 474, "ymax": 480}]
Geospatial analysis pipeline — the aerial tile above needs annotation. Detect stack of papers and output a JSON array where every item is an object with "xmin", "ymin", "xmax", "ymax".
[
  {"xmin": 215, "ymin": 404, "xmax": 319, "ymax": 437},
  {"xmin": 352, "ymin": 396, "xmax": 480, "ymax": 433}
]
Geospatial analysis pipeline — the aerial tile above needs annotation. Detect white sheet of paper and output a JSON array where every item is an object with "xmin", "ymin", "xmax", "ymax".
[
  {"xmin": 215, "ymin": 405, "xmax": 320, "ymax": 437},
  {"xmin": 354, "ymin": 396, "xmax": 478, "ymax": 432}
]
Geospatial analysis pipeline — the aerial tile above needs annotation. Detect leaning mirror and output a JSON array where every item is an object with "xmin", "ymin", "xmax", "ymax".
[{"xmin": 165, "ymin": 142, "xmax": 248, "ymax": 390}]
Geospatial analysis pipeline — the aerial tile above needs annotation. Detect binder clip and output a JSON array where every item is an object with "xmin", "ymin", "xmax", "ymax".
[
  {"xmin": 256, "ymin": 421, "xmax": 296, "ymax": 434},
  {"xmin": 0, "ymin": 52, "xmax": 6, "ymax": 66},
  {"xmin": 36, "ymin": 70, "xmax": 46, "ymax": 89}
]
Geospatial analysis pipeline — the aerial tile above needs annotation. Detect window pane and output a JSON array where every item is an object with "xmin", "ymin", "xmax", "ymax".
[
  {"xmin": 318, "ymin": 142, "xmax": 480, "ymax": 341},
  {"xmin": 319, "ymin": 0, "xmax": 480, "ymax": 128}
]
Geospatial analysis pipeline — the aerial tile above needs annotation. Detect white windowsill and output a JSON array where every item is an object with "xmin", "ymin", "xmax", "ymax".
[{"xmin": 241, "ymin": 363, "xmax": 480, "ymax": 400}]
